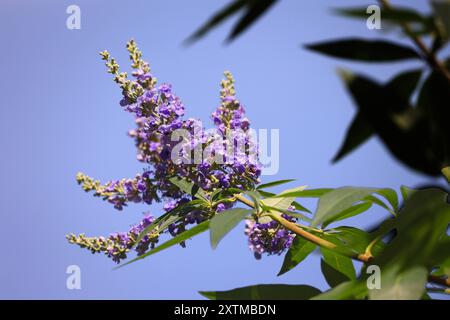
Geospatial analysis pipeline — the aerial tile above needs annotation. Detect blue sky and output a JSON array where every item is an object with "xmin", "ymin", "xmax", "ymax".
[{"xmin": 0, "ymin": 0, "xmax": 447, "ymax": 299}]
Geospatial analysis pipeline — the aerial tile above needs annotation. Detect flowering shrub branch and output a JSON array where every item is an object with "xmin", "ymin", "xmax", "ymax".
[{"xmin": 68, "ymin": 38, "xmax": 449, "ymax": 300}]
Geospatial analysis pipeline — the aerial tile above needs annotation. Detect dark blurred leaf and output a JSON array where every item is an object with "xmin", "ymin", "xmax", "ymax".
[
  {"xmin": 335, "ymin": 6, "xmax": 427, "ymax": 24},
  {"xmin": 278, "ymin": 237, "xmax": 316, "ymax": 276},
  {"xmin": 417, "ymin": 71, "xmax": 450, "ymax": 168},
  {"xmin": 228, "ymin": 0, "xmax": 278, "ymax": 42},
  {"xmin": 339, "ymin": 70, "xmax": 441, "ymax": 176},
  {"xmin": 432, "ymin": 0, "xmax": 450, "ymax": 39},
  {"xmin": 185, "ymin": 0, "xmax": 246, "ymax": 43},
  {"xmin": 385, "ymin": 69, "xmax": 422, "ymax": 106},
  {"xmin": 333, "ymin": 69, "xmax": 422, "ymax": 163},
  {"xmin": 305, "ymin": 38, "xmax": 420, "ymax": 62},
  {"xmin": 210, "ymin": 208, "xmax": 252, "ymax": 249},
  {"xmin": 332, "ymin": 113, "xmax": 374, "ymax": 163},
  {"xmin": 186, "ymin": 0, "xmax": 278, "ymax": 44},
  {"xmin": 200, "ymin": 284, "xmax": 321, "ymax": 300}
]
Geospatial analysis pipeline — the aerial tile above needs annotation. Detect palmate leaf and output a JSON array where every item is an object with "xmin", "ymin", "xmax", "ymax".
[
  {"xmin": 210, "ymin": 208, "xmax": 252, "ymax": 249},
  {"xmin": 200, "ymin": 284, "xmax": 321, "ymax": 300},
  {"xmin": 333, "ymin": 69, "xmax": 422, "ymax": 163},
  {"xmin": 116, "ymin": 220, "xmax": 210, "ymax": 269},
  {"xmin": 305, "ymin": 38, "xmax": 420, "ymax": 62},
  {"xmin": 277, "ymin": 236, "xmax": 317, "ymax": 276},
  {"xmin": 339, "ymin": 70, "xmax": 442, "ymax": 176}
]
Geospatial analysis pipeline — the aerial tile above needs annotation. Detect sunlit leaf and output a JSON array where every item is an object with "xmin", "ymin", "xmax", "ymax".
[
  {"xmin": 210, "ymin": 208, "xmax": 252, "ymax": 249},
  {"xmin": 278, "ymin": 237, "xmax": 317, "ymax": 276}
]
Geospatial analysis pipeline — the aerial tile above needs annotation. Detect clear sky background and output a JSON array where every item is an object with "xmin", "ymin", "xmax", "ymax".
[{"xmin": 0, "ymin": 0, "xmax": 448, "ymax": 299}]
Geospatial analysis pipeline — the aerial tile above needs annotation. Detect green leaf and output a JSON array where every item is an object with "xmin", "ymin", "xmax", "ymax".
[
  {"xmin": 261, "ymin": 186, "xmax": 307, "ymax": 211},
  {"xmin": 374, "ymin": 188, "xmax": 399, "ymax": 213},
  {"xmin": 133, "ymin": 199, "xmax": 204, "ymax": 246},
  {"xmin": 258, "ymin": 190, "xmax": 312, "ymax": 214},
  {"xmin": 400, "ymin": 185, "xmax": 415, "ymax": 202},
  {"xmin": 305, "ymin": 38, "xmax": 420, "ymax": 62},
  {"xmin": 169, "ymin": 177, "xmax": 209, "ymax": 201},
  {"xmin": 200, "ymin": 284, "xmax": 321, "ymax": 300},
  {"xmin": 278, "ymin": 237, "xmax": 317, "ymax": 276},
  {"xmin": 325, "ymin": 226, "xmax": 385, "ymax": 256},
  {"xmin": 311, "ymin": 281, "xmax": 367, "ymax": 300},
  {"xmin": 321, "ymin": 259, "xmax": 351, "ymax": 288},
  {"xmin": 210, "ymin": 208, "xmax": 252, "ymax": 249},
  {"xmin": 311, "ymin": 187, "xmax": 380, "ymax": 227},
  {"xmin": 323, "ymin": 201, "xmax": 372, "ymax": 228},
  {"xmin": 116, "ymin": 221, "xmax": 210, "ymax": 269},
  {"xmin": 270, "ymin": 188, "xmax": 333, "ymax": 199},
  {"xmin": 321, "ymin": 247, "xmax": 356, "ymax": 281},
  {"xmin": 367, "ymin": 188, "xmax": 450, "ymax": 299},
  {"xmin": 370, "ymin": 266, "xmax": 428, "ymax": 300},
  {"xmin": 257, "ymin": 179, "xmax": 296, "ymax": 190}
]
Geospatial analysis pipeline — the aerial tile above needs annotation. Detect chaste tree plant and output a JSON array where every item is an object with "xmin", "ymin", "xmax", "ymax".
[{"xmin": 68, "ymin": 0, "xmax": 450, "ymax": 300}]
